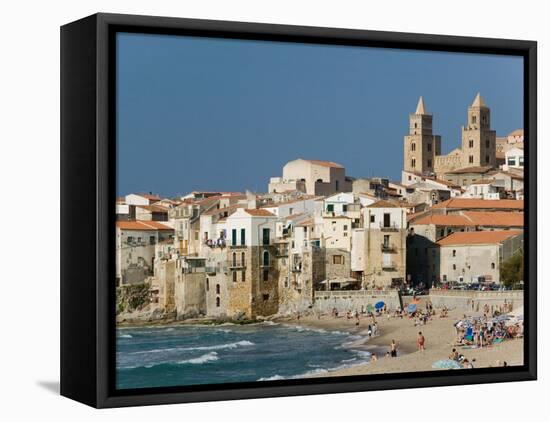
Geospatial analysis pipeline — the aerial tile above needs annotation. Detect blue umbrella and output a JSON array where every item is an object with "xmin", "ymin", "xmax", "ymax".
[
  {"xmin": 407, "ymin": 303, "xmax": 417, "ymax": 313},
  {"xmin": 375, "ymin": 301, "xmax": 385, "ymax": 310}
]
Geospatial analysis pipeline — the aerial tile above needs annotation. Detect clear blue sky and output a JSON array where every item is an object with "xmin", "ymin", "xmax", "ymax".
[{"xmin": 116, "ymin": 32, "xmax": 523, "ymax": 197}]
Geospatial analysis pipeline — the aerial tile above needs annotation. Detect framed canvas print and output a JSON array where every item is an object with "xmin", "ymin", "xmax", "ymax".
[{"xmin": 60, "ymin": 13, "xmax": 537, "ymax": 408}]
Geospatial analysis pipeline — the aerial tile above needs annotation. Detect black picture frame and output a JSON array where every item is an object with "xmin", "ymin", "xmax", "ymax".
[{"xmin": 60, "ymin": 12, "xmax": 537, "ymax": 408}]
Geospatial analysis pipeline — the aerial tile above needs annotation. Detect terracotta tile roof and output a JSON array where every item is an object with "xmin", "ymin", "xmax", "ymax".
[
  {"xmin": 431, "ymin": 198, "xmax": 523, "ymax": 210},
  {"xmin": 202, "ymin": 203, "xmax": 245, "ymax": 216},
  {"xmin": 469, "ymin": 179, "xmax": 496, "ymax": 185},
  {"xmin": 136, "ymin": 204, "xmax": 170, "ymax": 213},
  {"xmin": 367, "ymin": 199, "xmax": 400, "ymax": 208},
  {"xmin": 303, "ymin": 159, "xmax": 344, "ymax": 168},
  {"xmin": 410, "ymin": 214, "xmax": 475, "ymax": 227},
  {"xmin": 444, "ymin": 166, "xmax": 493, "ymax": 175},
  {"xmin": 296, "ymin": 218, "xmax": 314, "ymax": 227},
  {"xmin": 462, "ymin": 211, "xmax": 524, "ymax": 227},
  {"xmin": 136, "ymin": 193, "xmax": 161, "ymax": 201},
  {"xmin": 243, "ymin": 209, "xmax": 276, "ymax": 217},
  {"xmin": 116, "ymin": 221, "xmax": 173, "ymax": 231},
  {"xmin": 260, "ymin": 195, "xmax": 316, "ymax": 208},
  {"xmin": 437, "ymin": 230, "xmax": 522, "ymax": 246}
]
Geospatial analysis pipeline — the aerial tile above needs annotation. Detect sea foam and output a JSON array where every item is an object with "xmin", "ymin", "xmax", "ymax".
[{"xmin": 178, "ymin": 352, "xmax": 219, "ymax": 365}]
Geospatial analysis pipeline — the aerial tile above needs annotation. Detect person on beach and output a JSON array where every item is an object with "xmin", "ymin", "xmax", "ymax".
[
  {"xmin": 417, "ymin": 331, "xmax": 425, "ymax": 352},
  {"xmin": 372, "ymin": 322, "xmax": 378, "ymax": 336},
  {"xmin": 367, "ymin": 324, "xmax": 372, "ymax": 337},
  {"xmin": 371, "ymin": 353, "xmax": 378, "ymax": 362},
  {"xmin": 449, "ymin": 348, "xmax": 459, "ymax": 361},
  {"xmin": 390, "ymin": 340, "xmax": 398, "ymax": 357}
]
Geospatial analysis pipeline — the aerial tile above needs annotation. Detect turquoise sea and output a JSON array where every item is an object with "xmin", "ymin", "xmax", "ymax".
[{"xmin": 116, "ymin": 322, "xmax": 371, "ymax": 389}]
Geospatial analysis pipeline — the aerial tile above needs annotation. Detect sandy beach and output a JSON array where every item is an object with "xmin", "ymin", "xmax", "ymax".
[{"xmin": 275, "ymin": 307, "xmax": 523, "ymax": 377}]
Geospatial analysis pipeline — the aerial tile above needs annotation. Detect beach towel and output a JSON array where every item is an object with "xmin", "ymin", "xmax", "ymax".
[{"xmin": 432, "ymin": 360, "xmax": 462, "ymax": 370}]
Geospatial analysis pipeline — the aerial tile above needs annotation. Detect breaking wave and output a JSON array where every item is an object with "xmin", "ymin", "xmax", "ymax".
[{"xmin": 178, "ymin": 352, "xmax": 219, "ymax": 365}]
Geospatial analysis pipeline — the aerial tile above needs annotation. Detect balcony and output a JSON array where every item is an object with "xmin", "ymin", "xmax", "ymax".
[
  {"xmin": 380, "ymin": 222, "xmax": 399, "ymax": 232},
  {"xmin": 229, "ymin": 262, "xmax": 246, "ymax": 270},
  {"xmin": 291, "ymin": 265, "xmax": 302, "ymax": 273},
  {"xmin": 381, "ymin": 262, "xmax": 397, "ymax": 270},
  {"xmin": 205, "ymin": 265, "xmax": 227, "ymax": 275}
]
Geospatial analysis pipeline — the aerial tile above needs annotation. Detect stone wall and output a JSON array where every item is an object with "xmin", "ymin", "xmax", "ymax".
[
  {"xmin": 175, "ymin": 271, "xmax": 207, "ymax": 318},
  {"xmin": 312, "ymin": 289, "xmax": 402, "ymax": 313},
  {"xmin": 428, "ymin": 289, "xmax": 523, "ymax": 311}
]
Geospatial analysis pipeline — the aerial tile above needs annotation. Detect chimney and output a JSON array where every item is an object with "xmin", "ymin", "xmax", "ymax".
[{"xmin": 246, "ymin": 190, "xmax": 257, "ymax": 209}]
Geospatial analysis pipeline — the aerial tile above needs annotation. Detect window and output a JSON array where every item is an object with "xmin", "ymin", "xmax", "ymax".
[
  {"xmin": 507, "ymin": 158, "xmax": 516, "ymax": 166},
  {"xmin": 383, "ymin": 213, "xmax": 391, "ymax": 228},
  {"xmin": 469, "ymin": 140, "xmax": 474, "ymax": 148},
  {"xmin": 206, "ymin": 278, "xmax": 209, "ymax": 291},
  {"xmin": 327, "ymin": 204, "xmax": 334, "ymax": 212},
  {"xmin": 263, "ymin": 269, "xmax": 269, "ymax": 282},
  {"xmin": 452, "ymin": 250, "xmax": 456, "ymax": 257},
  {"xmin": 137, "ymin": 237, "xmax": 142, "ymax": 243},
  {"xmin": 485, "ymin": 139, "xmax": 490, "ymax": 148},
  {"xmin": 343, "ymin": 232, "xmax": 348, "ymax": 237},
  {"xmin": 241, "ymin": 252, "xmax": 245, "ymax": 267},
  {"xmin": 149, "ymin": 236, "xmax": 156, "ymax": 245},
  {"xmin": 370, "ymin": 215, "xmax": 375, "ymax": 223},
  {"xmin": 408, "ymin": 175, "xmax": 412, "ymax": 181},
  {"xmin": 472, "ymin": 115, "xmax": 477, "ymax": 124},
  {"xmin": 411, "ymin": 158, "xmax": 416, "ymax": 168},
  {"xmin": 240, "ymin": 228, "xmax": 246, "ymax": 246},
  {"xmin": 231, "ymin": 229, "xmax": 237, "ymax": 246},
  {"xmin": 452, "ymin": 264, "xmax": 456, "ymax": 270},
  {"xmin": 342, "ymin": 204, "xmax": 348, "ymax": 212},
  {"xmin": 216, "ymin": 284, "xmax": 220, "ymax": 294},
  {"xmin": 485, "ymin": 155, "xmax": 490, "ymax": 163},
  {"xmin": 241, "ymin": 270, "xmax": 246, "ymax": 282},
  {"xmin": 263, "ymin": 294, "xmax": 270, "ymax": 301},
  {"xmin": 469, "ymin": 155, "xmax": 474, "ymax": 164},
  {"xmin": 333, "ymin": 255, "xmax": 344, "ymax": 265},
  {"xmin": 232, "ymin": 252, "xmax": 237, "ymax": 267},
  {"xmin": 519, "ymin": 156, "xmax": 524, "ymax": 166},
  {"xmin": 383, "ymin": 235, "xmax": 390, "ymax": 247},
  {"xmin": 216, "ymin": 297, "xmax": 220, "ymax": 307},
  {"xmin": 427, "ymin": 143, "xmax": 432, "ymax": 152},
  {"xmin": 427, "ymin": 159, "xmax": 432, "ymax": 168},
  {"xmin": 262, "ymin": 228, "xmax": 270, "ymax": 245},
  {"xmin": 343, "ymin": 225, "xmax": 348, "ymax": 231},
  {"xmin": 263, "ymin": 250, "xmax": 270, "ymax": 267},
  {"xmin": 491, "ymin": 262, "xmax": 495, "ymax": 269},
  {"xmin": 414, "ymin": 122, "xmax": 418, "ymax": 128},
  {"xmin": 232, "ymin": 271, "xmax": 237, "ymax": 282},
  {"xmin": 411, "ymin": 142, "xmax": 416, "ymax": 151},
  {"xmin": 204, "ymin": 231, "xmax": 208, "ymax": 240},
  {"xmin": 335, "ymin": 180, "xmax": 339, "ymax": 190}
]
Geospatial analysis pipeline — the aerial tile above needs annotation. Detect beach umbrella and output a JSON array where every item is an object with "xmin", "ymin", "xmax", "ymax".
[
  {"xmin": 407, "ymin": 303, "xmax": 417, "ymax": 313},
  {"xmin": 375, "ymin": 301, "xmax": 385, "ymax": 310},
  {"xmin": 367, "ymin": 304, "xmax": 374, "ymax": 312}
]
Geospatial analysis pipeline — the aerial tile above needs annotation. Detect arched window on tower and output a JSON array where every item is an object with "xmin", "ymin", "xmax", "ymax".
[
  {"xmin": 411, "ymin": 158, "xmax": 416, "ymax": 168},
  {"xmin": 411, "ymin": 143, "xmax": 416, "ymax": 151}
]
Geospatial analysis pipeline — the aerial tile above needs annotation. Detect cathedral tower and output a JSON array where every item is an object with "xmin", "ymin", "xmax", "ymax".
[
  {"xmin": 460, "ymin": 93, "xmax": 496, "ymax": 168},
  {"xmin": 403, "ymin": 97, "xmax": 441, "ymax": 175}
]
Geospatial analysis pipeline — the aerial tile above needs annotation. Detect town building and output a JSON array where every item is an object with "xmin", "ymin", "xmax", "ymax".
[
  {"xmin": 115, "ymin": 220, "xmax": 174, "ymax": 285},
  {"xmin": 435, "ymin": 230, "xmax": 523, "ymax": 284},
  {"xmin": 357, "ymin": 200, "xmax": 407, "ymax": 288},
  {"xmin": 269, "ymin": 158, "xmax": 352, "ymax": 196}
]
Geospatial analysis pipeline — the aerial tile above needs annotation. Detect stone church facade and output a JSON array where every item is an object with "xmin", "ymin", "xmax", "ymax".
[{"xmin": 403, "ymin": 93, "xmax": 497, "ymax": 183}]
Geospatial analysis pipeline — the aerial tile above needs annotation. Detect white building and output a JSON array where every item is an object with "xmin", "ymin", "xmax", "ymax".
[{"xmin": 503, "ymin": 146, "xmax": 524, "ymax": 171}]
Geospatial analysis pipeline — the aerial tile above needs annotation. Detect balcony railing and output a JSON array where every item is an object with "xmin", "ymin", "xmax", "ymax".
[
  {"xmin": 380, "ymin": 222, "xmax": 399, "ymax": 231},
  {"xmin": 381, "ymin": 262, "xmax": 397, "ymax": 270}
]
